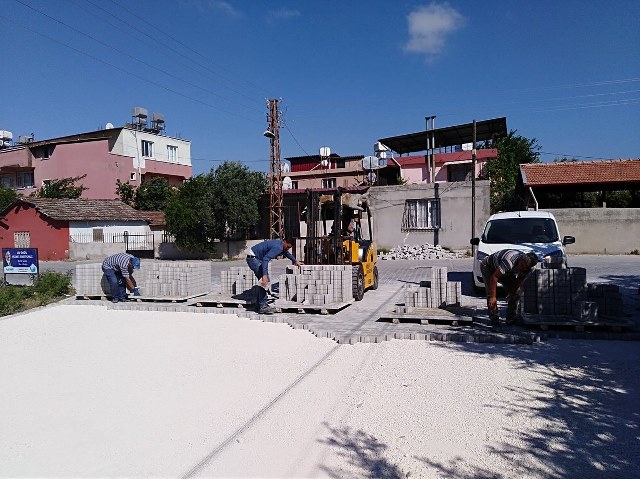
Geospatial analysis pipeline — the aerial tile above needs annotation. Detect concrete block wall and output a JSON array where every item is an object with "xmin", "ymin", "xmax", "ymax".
[
  {"xmin": 403, "ymin": 267, "xmax": 461, "ymax": 310},
  {"xmin": 520, "ymin": 267, "xmax": 623, "ymax": 319},
  {"xmin": 279, "ymin": 265, "xmax": 353, "ymax": 306},
  {"xmin": 75, "ymin": 261, "xmax": 212, "ymax": 298},
  {"xmin": 221, "ymin": 267, "xmax": 259, "ymax": 295}
]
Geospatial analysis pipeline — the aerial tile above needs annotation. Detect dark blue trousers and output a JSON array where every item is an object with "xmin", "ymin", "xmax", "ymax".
[{"xmin": 246, "ymin": 256, "xmax": 268, "ymax": 308}]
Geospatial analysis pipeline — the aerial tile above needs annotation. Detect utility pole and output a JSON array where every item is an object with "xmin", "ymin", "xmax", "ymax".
[
  {"xmin": 471, "ymin": 119, "xmax": 477, "ymax": 257},
  {"xmin": 425, "ymin": 116, "xmax": 436, "ymax": 182},
  {"xmin": 265, "ymin": 99, "xmax": 283, "ymax": 239}
]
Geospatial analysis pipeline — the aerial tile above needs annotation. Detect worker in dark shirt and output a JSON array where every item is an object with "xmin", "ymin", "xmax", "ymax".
[
  {"xmin": 480, "ymin": 249, "xmax": 538, "ymax": 329},
  {"xmin": 246, "ymin": 238, "xmax": 303, "ymax": 314}
]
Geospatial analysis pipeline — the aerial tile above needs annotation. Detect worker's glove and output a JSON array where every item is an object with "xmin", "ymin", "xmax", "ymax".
[{"xmin": 133, "ymin": 287, "xmax": 141, "ymax": 296}]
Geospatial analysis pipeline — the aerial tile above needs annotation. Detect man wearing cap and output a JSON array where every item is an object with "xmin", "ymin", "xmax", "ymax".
[
  {"xmin": 246, "ymin": 238, "xmax": 303, "ymax": 314},
  {"xmin": 480, "ymin": 249, "xmax": 538, "ymax": 329},
  {"xmin": 102, "ymin": 252, "xmax": 140, "ymax": 302}
]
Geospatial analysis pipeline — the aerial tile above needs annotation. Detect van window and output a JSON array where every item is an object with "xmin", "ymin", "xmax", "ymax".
[{"xmin": 482, "ymin": 218, "xmax": 559, "ymax": 244}]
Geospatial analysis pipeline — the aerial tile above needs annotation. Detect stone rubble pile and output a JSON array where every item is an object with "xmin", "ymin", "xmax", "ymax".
[{"xmin": 379, "ymin": 243, "xmax": 460, "ymax": 260}]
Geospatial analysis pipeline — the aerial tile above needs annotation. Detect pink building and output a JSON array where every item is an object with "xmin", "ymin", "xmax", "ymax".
[
  {"xmin": 395, "ymin": 149, "xmax": 496, "ymax": 184},
  {"xmin": 0, "ymin": 125, "xmax": 191, "ymax": 199}
]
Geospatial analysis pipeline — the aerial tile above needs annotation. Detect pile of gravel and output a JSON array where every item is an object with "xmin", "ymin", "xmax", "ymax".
[{"xmin": 379, "ymin": 243, "xmax": 461, "ymax": 260}]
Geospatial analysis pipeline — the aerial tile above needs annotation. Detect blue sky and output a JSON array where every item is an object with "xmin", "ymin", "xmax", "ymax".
[{"xmin": 1, "ymin": 0, "xmax": 639, "ymax": 176}]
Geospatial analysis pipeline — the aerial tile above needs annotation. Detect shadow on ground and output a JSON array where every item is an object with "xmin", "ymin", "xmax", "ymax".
[
  {"xmin": 414, "ymin": 340, "xmax": 640, "ymax": 478},
  {"xmin": 317, "ymin": 423, "xmax": 403, "ymax": 479}
]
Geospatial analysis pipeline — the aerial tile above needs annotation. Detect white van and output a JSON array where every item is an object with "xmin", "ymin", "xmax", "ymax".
[{"xmin": 470, "ymin": 211, "xmax": 575, "ymax": 290}]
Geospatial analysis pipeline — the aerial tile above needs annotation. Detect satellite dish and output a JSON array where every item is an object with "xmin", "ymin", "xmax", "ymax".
[
  {"xmin": 362, "ymin": 156, "xmax": 379, "ymax": 170},
  {"xmin": 283, "ymin": 176, "xmax": 293, "ymax": 190},
  {"xmin": 105, "ymin": 122, "xmax": 114, "ymax": 129},
  {"xmin": 281, "ymin": 162, "xmax": 290, "ymax": 173},
  {"xmin": 367, "ymin": 172, "xmax": 377, "ymax": 184}
]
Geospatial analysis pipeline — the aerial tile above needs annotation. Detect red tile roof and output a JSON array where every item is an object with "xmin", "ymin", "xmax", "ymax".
[
  {"xmin": 521, "ymin": 159, "xmax": 640, "ymax": 187},
  {"xmin": 2, "ymin": 198, "xmax": 154, "ymax": 222}
]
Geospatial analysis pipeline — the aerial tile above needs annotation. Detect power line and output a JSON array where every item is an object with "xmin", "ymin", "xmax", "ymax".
[
  {"xmin": 13, "ymin": 0, "xmax": 263, "ymax": 116},
  {"xmin": 0, "ymin": 13, "xmax": 261, "ymax": 124},
  {"xmin": 107, "ymin": 0, "xmax": 272, "ymax": 100},
  {"xmin": 67, "ymin": 0, "xmax": 264, "ymax": 111}
]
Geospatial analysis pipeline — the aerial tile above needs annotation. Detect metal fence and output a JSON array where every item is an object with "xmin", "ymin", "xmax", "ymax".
[{"xmin": 69, "ymin": 231, "xmax": 175, "ymax": 251}]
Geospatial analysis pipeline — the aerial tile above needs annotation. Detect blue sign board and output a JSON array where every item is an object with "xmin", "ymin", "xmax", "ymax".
[{"xmin": 3, "ymin": 248, "xmax": 39, "ymax": 274}]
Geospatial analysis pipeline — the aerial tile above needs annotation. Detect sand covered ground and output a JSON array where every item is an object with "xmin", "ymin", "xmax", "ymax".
[{"xmin": 1, "ymin": 304, "xmax": 638, "ymax": 478}]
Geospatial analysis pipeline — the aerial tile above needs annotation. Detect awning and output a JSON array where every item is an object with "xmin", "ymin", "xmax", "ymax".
[
  {"xmin": 443, "ymin": 159, "xmax": 473, "ymax": 166},
  {"xmin": 379, "ymin": 117, "xmax": 507, "ymax": 154}
]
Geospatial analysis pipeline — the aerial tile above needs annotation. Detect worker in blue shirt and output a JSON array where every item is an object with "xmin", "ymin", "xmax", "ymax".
[{"xmin": 246, "ymin": 238, "xmax": 302, "ymax": 314}]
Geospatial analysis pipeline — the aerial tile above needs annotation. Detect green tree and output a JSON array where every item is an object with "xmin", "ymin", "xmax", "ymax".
[
  {"xmin": 164, "ymin": 174, "xmax": 217, "ymax": 251},
  {"xmin": 134, "ymin": 177, "xmax": 174, "ymax": 211},
  {"xmin": 0, "ymin": 186, "xmax": 18, "ymax": 211},
  {"xmin": 210, "ymin": 161, "xmax": 267, "ymax": 240},
  {"xmin": 35, "ymin": 175, "xmax": 88, "ymax": 198},
  {"xmin": 115, "ymin": 179, "xmax": 136, "ymax": 207},
  {"xmin": 480, "ymin": 130, "xmax": 540, "ymax": 213}
]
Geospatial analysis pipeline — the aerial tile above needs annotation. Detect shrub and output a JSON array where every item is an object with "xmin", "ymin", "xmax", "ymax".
[
  {"xmin": 0, "ymin": 285, "xmax": 34, "ymax": 316},
  {"xmin": 33, "ymin": 271, "xmax": 73, "ymax": 302},
  {"xmin": 0, "ymin": 271, "xmax": 73, "ymax": 316}
]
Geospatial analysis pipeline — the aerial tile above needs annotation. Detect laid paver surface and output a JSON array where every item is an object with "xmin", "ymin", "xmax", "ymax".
[{"xmin": 66, "ymin": 256, "xmax": 640, "ymax": 344}]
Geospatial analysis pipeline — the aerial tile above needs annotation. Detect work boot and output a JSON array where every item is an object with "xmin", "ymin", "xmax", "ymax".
[{"xmin": 259, "ymin": 305, "xmax": 276, "ymax": 315}]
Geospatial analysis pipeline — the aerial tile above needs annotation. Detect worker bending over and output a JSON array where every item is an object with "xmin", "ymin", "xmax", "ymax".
[
  {"xmin": 246, "ymin": 238, "xmax": 303, "ymax": 314},
  {"xmin": 102, "ymin": 253, "xmax": 140, "ymax": 303},
  {"xmin": 480, "ymin": 249, "xmax": 538, "ymax": 329}
]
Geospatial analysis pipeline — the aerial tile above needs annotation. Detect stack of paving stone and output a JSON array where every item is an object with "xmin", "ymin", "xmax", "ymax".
[
  {"xmin": 400, "ymin": 267, "xmax": 461, "ymax": 311},
  {"xmin": 586, "ymin": 283, "xmax": 624, "ymax": 319},
  {"xmin": 520, "ymin": 267, "xmax": 624, "ymax": 320},
  {"xmin": 74, "ymin": 263, "xmax": 110, "ymax": 296},
  {"xmin": 278, "ymin": 265, "xmax": 352, "ymax": 306},
  {"xmin": 221, "ymin": 266, "xmax": 259, "ymax": 295},
  {"xmin": 379, "ymin": 244, "xmax": 460, "ymax": 260},
  {"xmin": 75, "ymin": 261, "xmax": 212, "ymax": 299},
  {"xmin": 139, "ymin": 262, "xmax": 212, "ymax": 298}
]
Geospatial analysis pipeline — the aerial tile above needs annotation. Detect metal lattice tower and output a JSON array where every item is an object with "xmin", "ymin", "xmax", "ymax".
[{"xmin": 266, "ymin": 99, "xmax": 283, "ymax": 239}]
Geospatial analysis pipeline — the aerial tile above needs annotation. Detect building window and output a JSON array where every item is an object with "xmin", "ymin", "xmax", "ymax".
[
  {"xmin": 141, "ymin": 140, "xmax": 154, "ymax": 157},
  {"xmin": 291, "ymin": 180, "xmax": 299, "ymax": 189},
  {"xmin": 14, "ymin": 231, "xmax": 30, "ymax": 248},
  {"xmin": 322, "ymin": 178, "xmax": 337, "ymax": 188},
  {"xmin": 0, "ymin": 175, "xmax": 15, "ymax": 188},
  {"xmin": 336, "ymin": 159, "xmax": 345, "ymax": 168},
  {"xmin": 16, "ymin": 171, "xmax": 34, "ymax": 188},
  {"xmin": 42, "ymin": 145, "xmax": 52, "ymax": 159},
  {"xmin": 167, "ymin": 145, "xmax": 178, "ymax": 162},
  {"xmin": 93, "ymin": 228, "xmax": 104, "ymax": 242},
  {"xmin": 447, "ymin": 163, "xmax": 473, "ymax": 182},
  {"xmin": 402, "ymin": 199, "xmax": 440, "ymax": 230},
  {"xmin": 130, "ymin": 172, "xmax": 136, "ymax": 181}
]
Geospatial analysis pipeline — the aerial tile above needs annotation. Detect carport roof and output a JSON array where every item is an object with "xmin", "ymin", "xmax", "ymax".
[
  {"xmin": 521, "ymin": 159, "xmax": 640, "ymax": 187},
  {"xmin": 378, "ymin": 117, "xmax": 507, "ymax": 154},
  {"xmin": 0, "ymin": 198, "xmax": 153, "ymax": 222}
]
